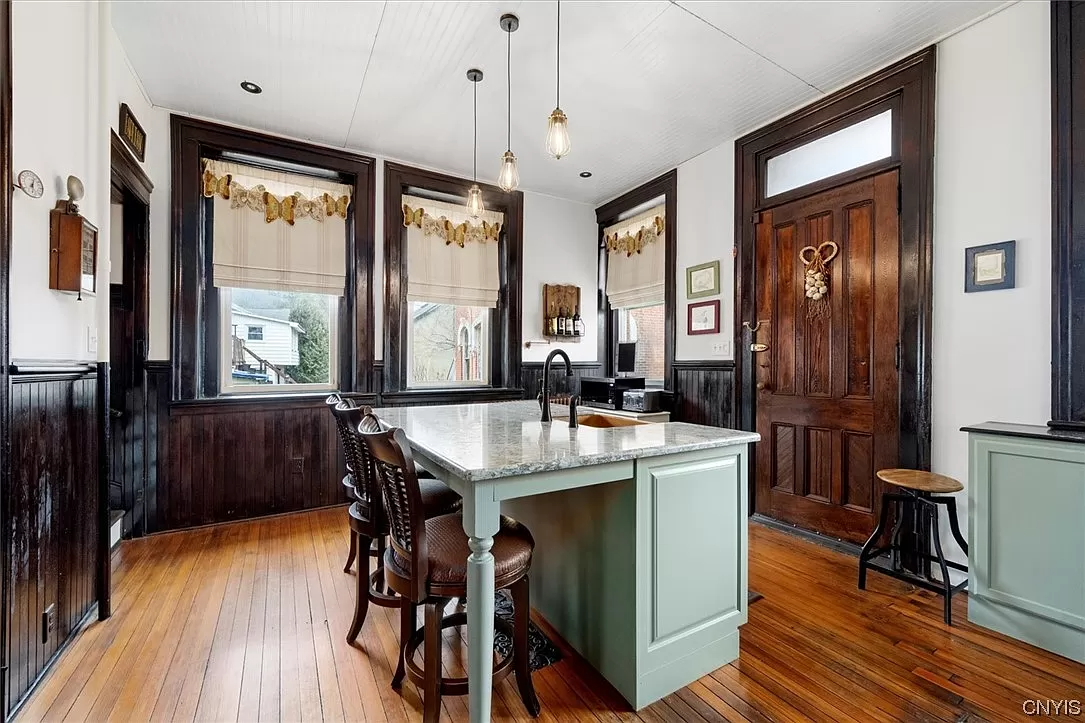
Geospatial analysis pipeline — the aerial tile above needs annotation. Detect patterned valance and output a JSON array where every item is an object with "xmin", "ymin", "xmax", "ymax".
[
  {"xmin": 604, "ymin": 212, "xmax": 665, "ymax": 257},
  {"xmin": 402, "ymin": 203, "xmax": 501, "ymax": 247},
  {"xmin": 201, "ymin": 159, "xmax": 351, "ymax": 226}
]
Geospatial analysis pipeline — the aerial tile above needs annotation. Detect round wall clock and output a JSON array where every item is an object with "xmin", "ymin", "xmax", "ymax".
[{"xmin": 16, "ymin": 169, "xmax": 43, "ymax": 199}]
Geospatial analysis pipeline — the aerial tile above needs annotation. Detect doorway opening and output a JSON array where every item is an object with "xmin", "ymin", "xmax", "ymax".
[
  {"xmin": 108, "ymin": 132, "xmax": 152, "ymax": 540},
  {"xmin": 735, "ymin": 48, "xmax": 935, "ymax": 549}
]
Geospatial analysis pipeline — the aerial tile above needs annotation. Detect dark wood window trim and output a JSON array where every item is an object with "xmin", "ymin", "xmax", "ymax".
[
  {"xmin": 381, "ymin": 162, "xmax": 523, "ymax": 405},
  {"xmin": 0, "ymin": 1, "xmax": 12, "ymax": 713},
  {"xmin": 1051, "ymin": 2, "xmax": 1085, "ymax": 429},
  {"xmin": 170, "ymin": 115, "xmax": 376, "ymax": 402},
  {"xmin": 735, "ymin": 47, "xmax": 936, "ymax": 472},
  {"xmin": 594, "ymin": 170, "xmax": 678, "ymax": 383}
]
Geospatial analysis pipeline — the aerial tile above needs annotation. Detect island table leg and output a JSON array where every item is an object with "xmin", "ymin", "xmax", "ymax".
[{"xmin": 463, "ymin": 485, "xmax": 499, "ymax": 723}]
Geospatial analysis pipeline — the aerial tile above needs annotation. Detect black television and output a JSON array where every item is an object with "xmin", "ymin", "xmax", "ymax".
[{"xmin": 617, "ymin": 342, "xmax": 636, "ymax": 374}]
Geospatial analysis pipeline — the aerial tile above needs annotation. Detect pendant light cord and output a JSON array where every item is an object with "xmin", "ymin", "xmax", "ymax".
[
  {"xmin": 507, "ymin": 25, "xmax": 512, "ymax": 151},
  {"xmin": 473, "ymin": 78, "xmax": 478, "ymax": 181},
  {"xmin": 556, "ymin": 0, "xmax": 561, "ymax": 108}
]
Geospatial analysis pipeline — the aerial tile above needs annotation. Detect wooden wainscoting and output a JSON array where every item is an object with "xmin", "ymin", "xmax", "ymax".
[
  {"xmin": 670, "ymin": 361, "xmax": 735, "ymax": 427},
  {"xmin": 521, "ymin": 361, "xmax": 603, "ymax": 402},
  {"xmin": 7, "ymin": 363, "xmax": 100, "ymax": 717}
]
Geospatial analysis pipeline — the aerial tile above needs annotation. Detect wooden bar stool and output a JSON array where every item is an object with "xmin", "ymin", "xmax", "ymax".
[
  {"xmin": 858, "ymin": 468, "xmax": 970, "ymax": 624},
  {"xmin": 328, "ymin": 402, "xmax": 461, "ymax": 644},
  {"xmin": 360, "ymin": 425, "xmax": 540, "ymax": 723}
]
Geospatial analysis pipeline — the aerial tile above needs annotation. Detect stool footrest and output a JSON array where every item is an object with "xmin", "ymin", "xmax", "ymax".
[{"xmin": 863, "ymin": 559, "xmax": 968, "ymax": 596}]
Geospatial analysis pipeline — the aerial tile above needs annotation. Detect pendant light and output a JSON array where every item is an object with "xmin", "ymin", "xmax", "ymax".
[
  {"xmin": 545, "ymin": 0, "xmax": 571, "ymax": 159},
  {"xmin": 466, "ymin": 68, "xmax": 485, "ymax": 218},
  {"xmin": 497, "ymin": 14, "xmax": 520, "ymax": 192}
]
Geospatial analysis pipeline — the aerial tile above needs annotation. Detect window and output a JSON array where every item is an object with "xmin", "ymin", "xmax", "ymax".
[
  {"xmin": 407, "ymin": 302, "xmax": 491, "ymax": 387},
  {"xmin": 219, "ymin": 287, "xmax": 339, "ymax": 392},
  {"xmin": 765, "ymin": 109, "xmax": 892, "ymax": 197},
  {"xmin": 616, "ymin": 302, "xmax": 666, "ymax": 386}
]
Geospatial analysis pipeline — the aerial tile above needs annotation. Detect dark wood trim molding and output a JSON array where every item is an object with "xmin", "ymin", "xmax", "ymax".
[
  {"xmin": 735, "ymin": 48, "xmax": 936, "ymax": 477},
  {"xmin": 110, "ymin": 131, "xmax": 152, "ymax": 202},
  {"xmin": 670, "ymin": 359, "xmax": 735, "ymax": 370},
  {"xmin": 0, "ymin": 0, "xmax": 12, "ymax": 713},
  {"xmin": 595, "ymin": 169, "xmax": 678, "ymax": 382},
  {"xmin": 1051, "ymin": 1, "xmax": 1085, "ymax": 429},
  {"xmin": 382, "ymin": 162, "xmax": 523, "ymax": 401},
  {"xmin": 170, "ymin": 115, "xmax": 376, "ymax": 401},
  {"xmin": 96, "ymin": 364, "xmax": 111, "ymax": 620}
]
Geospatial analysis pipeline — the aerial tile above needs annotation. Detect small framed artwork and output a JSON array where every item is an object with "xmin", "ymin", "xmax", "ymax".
[
  {"xmin": 688, "ymin": 299, "xmax": 720, "ymax": 335},
  {"xmin": 686, "ymin": 260, "xmax": 720, "ymax": 299},
  {"xmin": 965, "ymin": 240, "xmax": 1016, "ymax": 292}
]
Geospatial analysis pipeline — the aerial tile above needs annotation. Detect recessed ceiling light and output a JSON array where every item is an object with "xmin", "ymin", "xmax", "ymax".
[
  {"xmin": 579, "ymin": 171, "xmax": 592, "ymax": 178},
  {"xmin": 240, "ymin": 81, "xmax": 262, "ymax": 95}
]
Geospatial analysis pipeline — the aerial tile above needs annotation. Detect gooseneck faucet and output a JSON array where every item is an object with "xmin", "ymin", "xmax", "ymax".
[{"xmin": 540, "ymin": 348, "xmax": 577, "ymax": 428}]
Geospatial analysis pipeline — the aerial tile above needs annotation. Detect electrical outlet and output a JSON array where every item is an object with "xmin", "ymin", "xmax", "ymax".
[
  {"xmin": 711, "ymin": 340, "xmax": 731, "ymax": 356},
  {"xmin": 291, "ymin": 457, "xmax": 304, "ymax": 475},
  {"xmin": 42, "ymin": 603, "xmax": 56, "ymax": 644},
  {"xmin": 87, "ymin": 326, "xmax": 98, "ymax": 355}
]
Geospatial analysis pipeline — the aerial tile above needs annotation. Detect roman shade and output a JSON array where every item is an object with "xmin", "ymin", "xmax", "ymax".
[
  {"xmin": 203, "ymin": 158, "xmax": 352, "ymax": 296},
  {"xmin": 604, "ymin": 205, "xmax": 666, "ymax": 308},
  {"xmin": 403, "ymin": 194, "xmax": 502, "ymax": 308}
]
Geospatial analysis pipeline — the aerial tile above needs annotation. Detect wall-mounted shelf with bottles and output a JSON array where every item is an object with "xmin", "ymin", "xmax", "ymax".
[{"xmin": 542, "ymin": 283, "xmax": 584, "ymax": 341}]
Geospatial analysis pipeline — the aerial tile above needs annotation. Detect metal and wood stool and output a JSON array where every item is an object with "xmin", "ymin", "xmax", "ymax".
[{"xmin": 858, "ymin": 468, "xmax": 969, "ymax": 625}]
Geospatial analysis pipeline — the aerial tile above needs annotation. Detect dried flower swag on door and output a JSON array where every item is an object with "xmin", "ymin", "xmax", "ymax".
[{"xmin": 801, "ymin": 241, "xmax": 838, "ymax": 318}]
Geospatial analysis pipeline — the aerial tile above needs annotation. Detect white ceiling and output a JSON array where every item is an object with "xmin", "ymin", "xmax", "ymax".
[{"xmin": 113, "ymin": 0, "xmax": 1008, "ymax": 205}]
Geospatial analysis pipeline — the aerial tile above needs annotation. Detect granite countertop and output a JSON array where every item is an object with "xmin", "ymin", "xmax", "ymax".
[{"xmin": 370, "ymin": 400, "xmax": 760, "ymax": 482}]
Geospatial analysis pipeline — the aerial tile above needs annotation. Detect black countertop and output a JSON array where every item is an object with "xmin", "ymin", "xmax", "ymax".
[{"xmin": 961, "ymin": 421, "xmax": 1085, "ymax": 445}]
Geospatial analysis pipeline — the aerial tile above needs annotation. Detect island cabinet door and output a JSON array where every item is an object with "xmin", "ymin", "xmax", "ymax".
[{"xmin": 634, "ymin": 445, "xmax": 748, "ymax": 708}]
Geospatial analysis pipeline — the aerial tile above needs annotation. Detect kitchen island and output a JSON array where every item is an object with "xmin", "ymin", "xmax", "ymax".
[{"xmin": 372, "ymin": 400, "xmax": 758, "ymax": 721}]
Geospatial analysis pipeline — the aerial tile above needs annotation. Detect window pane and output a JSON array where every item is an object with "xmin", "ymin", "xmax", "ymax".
[
  {"xmin": 765, "ymin": 109, "xmax": 892, "ymax": 197},
  {"xmin": 408, "ymin": 302, "xmax": 491, "ymax": 387},
  {"xmin": 616, "ymin": 303, "xmax": 665, "ymax": 386},
  {"xmin": 222, "ymin": 287, "xmax": 338, "ymax": 390}
]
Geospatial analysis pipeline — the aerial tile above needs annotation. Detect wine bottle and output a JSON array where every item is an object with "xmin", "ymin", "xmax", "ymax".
[
  {"xmin": 573, "ymin": 306, "xmax": 582, "ymax": 336},
  {"xmin": 557, "ymin": 308, "xmax": 566, "ymax": 335}
]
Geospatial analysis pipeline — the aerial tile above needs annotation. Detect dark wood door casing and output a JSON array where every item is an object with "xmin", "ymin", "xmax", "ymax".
[
  {"xmin": 754, "ymin": 172, "xmax": 900, "ymax": 543},
  {"xmin": 736, "ymin": 48, "xmax": 936, "ymax": 523}
]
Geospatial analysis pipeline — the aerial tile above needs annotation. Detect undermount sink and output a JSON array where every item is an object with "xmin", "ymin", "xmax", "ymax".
[{"xmin": 575, "ymin": 414, "xmax": 646, "ymax": 429}]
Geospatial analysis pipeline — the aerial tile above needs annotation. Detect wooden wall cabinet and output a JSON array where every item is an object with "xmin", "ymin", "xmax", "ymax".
[{"xmin": 49, "ymin": 201, "xmax": 97, "ymax": 296}]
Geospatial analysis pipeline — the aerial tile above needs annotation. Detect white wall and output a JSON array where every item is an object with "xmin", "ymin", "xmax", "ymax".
[
  {"xmin": 676, "ymin": 142, "xmax": 736, "ymax": 361},
  {"xmin": 521, "ymin": 191, "xmax": 599, "ymax": 363},
  {"xmin": 931, "ymin": 0, "xmax": 1051, "ymax": 563},
  {"xmin": 11, "ymin": 0, "xmax": 107, "ymax": 361},
  {"xmin": 109, "ymin": 26, "xmax": 171, "ymax": 359}
]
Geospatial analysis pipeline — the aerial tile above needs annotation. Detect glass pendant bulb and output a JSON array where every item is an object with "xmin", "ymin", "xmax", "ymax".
[
  {"xmin": 466, "ymin": 183, "xmax": 485, "ymax": 218},
  {"xmin": 497, "ymin": 150, "xmax": 519, "ymax": 193},
  {"xmin": 546, "ymin": 108, "xmax": 571, "ymax": 159}
]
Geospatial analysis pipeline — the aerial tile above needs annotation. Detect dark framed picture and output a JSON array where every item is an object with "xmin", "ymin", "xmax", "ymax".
[
  {"xmin": 687, "ymin": 299, "xmax": 720, "ymax": 335},
  {"xmin": 965, "ymin": 240, "xmax": 1016, "ymax": 292}
]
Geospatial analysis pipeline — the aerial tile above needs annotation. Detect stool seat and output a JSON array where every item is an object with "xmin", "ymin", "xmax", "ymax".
[
  {"xmin": 386, "ymin": 513, "xmax": 534, "ymax": 588},
  {"xmin": 877, "ymin": 468, "xmax": 963, "ymax": 494}
]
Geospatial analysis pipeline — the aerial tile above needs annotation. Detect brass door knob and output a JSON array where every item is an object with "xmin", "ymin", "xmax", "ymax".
[{"xmin": 756, "ymin": 382, "xmax": 769, "ymax": 391}]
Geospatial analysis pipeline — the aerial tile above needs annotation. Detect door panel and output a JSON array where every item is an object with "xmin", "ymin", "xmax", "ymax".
[{"xmin": 754, "ymin": 171, "xmax": 900, "ymax": 543}]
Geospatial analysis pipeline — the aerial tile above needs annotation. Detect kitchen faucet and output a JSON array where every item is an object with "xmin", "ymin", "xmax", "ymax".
[{"xmin": 540, "ymin": 348, "xmax": 579, "ymax": 428}]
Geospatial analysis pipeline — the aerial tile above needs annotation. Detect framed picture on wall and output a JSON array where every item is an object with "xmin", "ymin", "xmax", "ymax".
[
  {"xmin": 686, "ymin": 260, "xmax": 720, "ymax": 299},
  {"xmin": 687, "ymin": 299, "xmax": 720, "ymax": 335},
  {"xmin": 965, "ymin": 240, "xmax": 1016, "ymax": 292}
]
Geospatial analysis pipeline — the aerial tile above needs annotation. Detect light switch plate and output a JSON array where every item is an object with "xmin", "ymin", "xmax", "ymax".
[
  {"xmin": 87, "ymin": 326, "xmax": 97, "ymax": 355},
  {"xmin": 711, "ymin": 340, "xmax": 731, "ymax": 356}
]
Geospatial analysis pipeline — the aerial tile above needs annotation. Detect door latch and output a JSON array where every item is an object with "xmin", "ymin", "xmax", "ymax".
[
  {"xmin": 894, "ymin": 342, "xmax": 901, "ymax": 370},
  {"xmin": 750, "ymin": 343, "xmax": 769, "ymax": 353}
]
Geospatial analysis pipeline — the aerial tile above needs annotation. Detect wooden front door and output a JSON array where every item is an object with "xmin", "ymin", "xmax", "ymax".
[{"xmin": 753, "ymin": 171, "xmax": 900, "ymax": 544}]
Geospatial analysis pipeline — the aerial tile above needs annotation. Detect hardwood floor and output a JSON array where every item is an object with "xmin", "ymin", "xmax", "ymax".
[{"xmin": 16, "ymin": 507, "xmax": 1084, "ymax": 722}]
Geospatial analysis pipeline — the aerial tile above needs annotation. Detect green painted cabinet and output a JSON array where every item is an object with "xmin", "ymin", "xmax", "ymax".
[{"xmin": 966, "ymin": 425, "xmax": 1085, "ymax": 664}]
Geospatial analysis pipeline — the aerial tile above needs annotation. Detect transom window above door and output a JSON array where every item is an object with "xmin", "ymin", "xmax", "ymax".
[{"xmin": 764, "ymin": 109, "xmax": 893, "ymax": 198}]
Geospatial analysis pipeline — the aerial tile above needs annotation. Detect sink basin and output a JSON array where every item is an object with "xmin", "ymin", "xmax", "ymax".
[{"xmin": 575, "ymin": 414, "xmax": 646, "ymax": 429}]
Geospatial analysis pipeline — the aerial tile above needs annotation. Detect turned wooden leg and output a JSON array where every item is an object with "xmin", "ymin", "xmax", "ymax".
[
  {"xmin": 374, "ymin": 536, "xmax": 387, "ymax": 593},
  {"xmin": 392, "ymin": 599, "xmax": 415, "ymax": 690},
  {"xmin": 346, "ymin": 535, "xmax": 372, "ymax": 644},
  {"xmin": 343, "ymin": 530, "xmax": 357, "ymax": 573},
  {"xmin": 422, "ymin": 602, "xmax": 443, "ymax": 723},
  {"xmin": 511, "ymin": 576, "xmax": 541, "ymax": 717}
]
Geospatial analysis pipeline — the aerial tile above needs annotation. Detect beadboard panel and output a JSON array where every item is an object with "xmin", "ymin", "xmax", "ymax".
[{"xmin": 671, "ymin": 361, "xmax": 736, "ymax": 428}]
